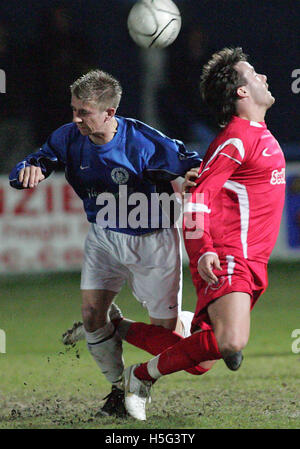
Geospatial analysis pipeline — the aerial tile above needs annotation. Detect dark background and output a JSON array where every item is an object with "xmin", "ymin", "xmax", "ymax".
[{"xmin": 0, "ymin": 0, "xmax": 299, "ymax": 172}]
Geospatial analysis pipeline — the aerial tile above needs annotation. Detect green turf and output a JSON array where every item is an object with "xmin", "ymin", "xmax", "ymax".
[{"xmin": 0, "ymin": 263, "xmax": 299, "ymax": 429}]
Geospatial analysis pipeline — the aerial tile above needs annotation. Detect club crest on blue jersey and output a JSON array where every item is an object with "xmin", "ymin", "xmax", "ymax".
[{"xmin": 111, "ymin": 167, "xmax": 130, "ymax": 185}]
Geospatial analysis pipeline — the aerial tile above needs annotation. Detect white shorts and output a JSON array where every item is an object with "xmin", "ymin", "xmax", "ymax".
[{"xmin": 81, "ymin": 225, "xmax": 183, "ymax": 319}]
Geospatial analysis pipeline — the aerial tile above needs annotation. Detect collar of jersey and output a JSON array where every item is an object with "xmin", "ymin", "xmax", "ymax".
[
  {"xmin": 79, "ymin": 116, "xmax": 125, "ymax": 169},
  {"xmin": 232, "ymin": 115, "xmax": 266, "ymax": 129}
]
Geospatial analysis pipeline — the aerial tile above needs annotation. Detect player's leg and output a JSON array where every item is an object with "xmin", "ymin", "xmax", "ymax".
[
  {"xmin": 116, "ymin": 227, "xmax": 210, "ymax": 373},
  {"xmin": 164, "ymin": 227, "xmax": 195, "ymax": 338},
  {"xmin": 81, "ymin": 289, "xmax": 127, "ymax": 418},
  {"xmin": 113, "ymin": 315, "xmax": 215, "ymax": 375},
  {"xmin": 82, "ymin": 288, "xmax": 124, "ymax": 382},
  {"xmin": 149, "ymin": 312, "xmax": 192, "ymax": 337},
  {"xmin": 129, "ymin": 227, "xmax": 195, "ymax": 336},
  {"xmin": 131, "ymin": 292, "xmax": 250, "ymax": 381},
  {"xmin": 82, "ymin": 289, "xmax": 115, "ymax": 331},
  {"xmin": 62, "ymin": 227, "xmax": 192, "ymax": 341},
  {"xmin": 123, "ymin": 327, "xmax": 222, "ymax": 420},
  {"xmin": 114, "ymin": 227, "xmax": 214, "ymax": 374},
  {"xmin": 206, "ymin": 256, "xmax": 268, "ymax": 365},
  {"xmin": 61, "ymin": 306, "xmax": 213, "ymax": 375},
  {"xmin": 123, "ymin": 292, "xmax": 250, "ymax": 420},
  {"xmin": 207, "ymin": 291, "xmax": 251, "ymax": 369},
  {"xmin": 149, "ymin": 316, "xmax": 177, "ymax": 331},
  {"xmin": 123, "ymin": 256, "xmax": 265, "ymax": 419},
  {"xmin": 80, "ymin": 225, "xmax": 128, "ymax": 417}
]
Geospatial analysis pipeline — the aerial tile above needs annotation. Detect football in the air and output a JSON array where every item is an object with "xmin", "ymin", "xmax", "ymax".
[{"xmin": 127, "ymin": 0, "xmax": 182, "ymax": 48}]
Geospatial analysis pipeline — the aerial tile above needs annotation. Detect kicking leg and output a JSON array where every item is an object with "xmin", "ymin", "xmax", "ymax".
[
  {"xmin": 132, "ymin": 291, "xmax": 250, "ymax": 381},
  {"xmin": 62, "ymin": 307, "xmax": 215, "ymax": 375},
  {"xmin": 149, "ymin": 315, "xmax": 217, "ymax": 373},
  {"xmin": 124, "ymin": 292, "xmax": 250, "ymax": 420},
  {"xmin": 116, "ymin": 316, "xmax": 216, "ymax": 375},
  {"xmin": 123, "ymin": 328, "xmax": 222, "ymax": 420}
]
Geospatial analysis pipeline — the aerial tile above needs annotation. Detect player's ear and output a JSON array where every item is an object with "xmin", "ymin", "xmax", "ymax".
[
  {"xmin": 104, "ymin": 107, "xmax": 116, "ymax": 121},
  {"xmin": 237, "ymin": 86, "xmax": 249, "ymax": 99}
]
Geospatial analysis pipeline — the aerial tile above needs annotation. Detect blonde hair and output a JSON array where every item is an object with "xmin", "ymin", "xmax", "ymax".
[{"xmin": 70, "ymin": 69, "xmax": 122, "ymax": 110}]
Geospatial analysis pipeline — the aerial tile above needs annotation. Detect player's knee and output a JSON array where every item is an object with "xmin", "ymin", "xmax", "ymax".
[
  {"xmin": 218, "ymin": 335, "xmax": 248, "ymax": 357},
  {"xmin": 81, "ymin": 303, "xmax": 95, "ymax": 327},
  {"xmin": 218, "ymin": 336, "xmax": 246, "ymax": 371},
  {"xmin": 81, "ymin": 303, "xmax": 105, "ymax": 330}
]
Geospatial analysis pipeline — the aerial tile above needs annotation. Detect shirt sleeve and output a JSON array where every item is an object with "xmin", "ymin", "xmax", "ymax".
[
  {"xmin": 9, "ymin": 126, "xmax": 69, "ymax": 189},
  {"xmin": 183, "ymin": 145, "xmax": 243, "ymax": 262},
  {"xmin": 144, "ymin": 139, "xmax": 202, "ymax": 183}
]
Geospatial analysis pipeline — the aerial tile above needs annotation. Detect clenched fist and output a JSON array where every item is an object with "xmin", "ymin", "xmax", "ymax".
[{"xmin": 18, "ymin": 165, "xmax": 45, "ymax": 188}]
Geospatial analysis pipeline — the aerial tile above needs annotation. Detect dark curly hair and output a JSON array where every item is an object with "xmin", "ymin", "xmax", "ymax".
[{"xmin": 200, "ymin": 47, "xmax": 248, "ymax": 127}]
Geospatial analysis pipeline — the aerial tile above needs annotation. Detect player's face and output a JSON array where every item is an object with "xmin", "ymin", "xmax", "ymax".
[
  {"xmin": 71, "ymin": 95, "xmax": 107, "ymax": 136},
  {"xmin": 235, "ymin": 61, "xmax": 275, "ymax": 109}
]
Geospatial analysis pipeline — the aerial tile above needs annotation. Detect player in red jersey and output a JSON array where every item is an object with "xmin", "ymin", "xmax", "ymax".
[{"xmin": 121, "ymin": 47, "xmax": 286, "ymax": 420}]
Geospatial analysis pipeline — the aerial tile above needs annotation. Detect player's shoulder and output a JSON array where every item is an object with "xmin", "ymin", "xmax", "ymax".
[
  {"xmin": 46, "ymin": 123, "xmax": 81, "ymax": 153},
  {"xmin": 50, "ymin": 122, "xmax": 79, "ymax": 140},
  {"xmin": 121, "ymin": 116, "xmax": 182, "ymax": 150},
  {"xmin": 215, "ymin": 116, "xmax": 266, "ymax": 149},
  {"xmin": 203, "ymin": 117, "xmax": 263, "ymax": 163},
  {"xmin": 226, "ymin": 116, "xmax": 267, "ymax": 139}
]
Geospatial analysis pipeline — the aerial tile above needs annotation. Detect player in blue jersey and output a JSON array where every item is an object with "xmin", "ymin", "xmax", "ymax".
[{"xmin": 9, "ymin": 69, "xmax": 202, "ymax": 417}]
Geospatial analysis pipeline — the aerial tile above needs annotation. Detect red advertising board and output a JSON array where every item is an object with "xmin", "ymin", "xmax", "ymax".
[{"xmin": 0, "ymin": 174, "xmax": 89, "ymax": 273}]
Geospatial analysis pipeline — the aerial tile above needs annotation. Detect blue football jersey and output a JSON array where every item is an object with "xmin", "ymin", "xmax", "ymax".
[{"xmin": 9, "ymin": 116, "xmax": 202, "ymax": 234}]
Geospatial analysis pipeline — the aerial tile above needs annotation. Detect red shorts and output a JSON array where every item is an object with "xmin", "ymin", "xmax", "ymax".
[{"xmin": 190, "ymin": 254, "xmax": 268, "ymax": 333}]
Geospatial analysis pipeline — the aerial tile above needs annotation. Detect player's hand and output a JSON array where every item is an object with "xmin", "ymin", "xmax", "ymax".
[
  {"xmin": 182, "ymin": 167, "xmax": 200, "ymax": 195},
  {"xmin": 18, "ymin": 165, "xmax": 45, "ymax": 188},
  {"xmin": 197, "ymin": 253, "xmax": 222, "ymax": 285}
]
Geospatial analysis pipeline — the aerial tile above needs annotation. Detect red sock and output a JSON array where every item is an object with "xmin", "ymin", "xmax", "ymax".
[
  {"xmin": 133, "ymin": 363, "xmax": 156, "ymax": 382},
  {"xmin": 120, "ymin": 321, "xmax": 210, "ymax": 376},
  {"xmin": 134, "ymin": 329, "xmax": 222, "ymax": 380}
]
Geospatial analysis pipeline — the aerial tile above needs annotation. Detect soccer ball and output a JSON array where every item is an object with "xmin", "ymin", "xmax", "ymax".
[{"xmin": 127, "ymin": 0, "xmax": 182, "ymax": 49}]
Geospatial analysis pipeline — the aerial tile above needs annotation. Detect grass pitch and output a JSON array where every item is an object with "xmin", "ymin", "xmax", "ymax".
[{"xmin": 0, "ymin": 263, "xmax": 299, "ymax": 429}]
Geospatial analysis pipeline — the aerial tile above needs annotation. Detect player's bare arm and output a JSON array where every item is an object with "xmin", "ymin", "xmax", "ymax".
[
  {"xmin": 18, "ymin": 165, "xmax": 45, "ymax": 188},
  {"xmin": 197, "ymin": 253, "xmax": 221, "ymax": 285}
]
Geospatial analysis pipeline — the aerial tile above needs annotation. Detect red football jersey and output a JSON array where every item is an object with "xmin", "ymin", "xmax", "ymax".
[{"xmin": 183, "ymin": 116, "xmax": 286, "ymax": 265}]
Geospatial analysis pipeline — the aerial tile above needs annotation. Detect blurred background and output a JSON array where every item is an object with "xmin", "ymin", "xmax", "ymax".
[{"xmin": 0, "ymin": 0, "xmax": 300, "ymax": 273}]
